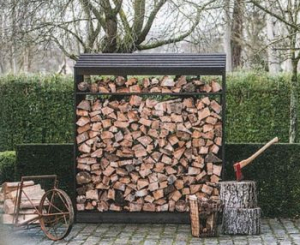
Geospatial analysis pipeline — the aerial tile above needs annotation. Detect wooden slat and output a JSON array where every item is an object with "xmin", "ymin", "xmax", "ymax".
[{"xmin": 74, "ymin": 53, "xmax": 226, "ymax": 75}]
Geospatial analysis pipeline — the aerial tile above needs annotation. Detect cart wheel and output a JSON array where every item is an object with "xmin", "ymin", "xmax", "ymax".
[{"xmin": 39, "ymin": 188, "xmax": 74, "ymax": 241}]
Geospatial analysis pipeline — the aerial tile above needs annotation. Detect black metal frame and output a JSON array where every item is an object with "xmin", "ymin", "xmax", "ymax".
[{"xmin": 74, "ymin": 53, "xmax": 226, "ymax": 223}]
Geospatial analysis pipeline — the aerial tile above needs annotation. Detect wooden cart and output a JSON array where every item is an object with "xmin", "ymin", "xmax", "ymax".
[{"xmin": 13, "ymin": 175, "xmax": 74, "ymax": 241}]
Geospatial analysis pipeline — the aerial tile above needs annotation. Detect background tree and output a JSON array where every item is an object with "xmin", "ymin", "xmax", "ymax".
[
  {"xmin": 12, "ymin": 0, "xmax": 216, "ymax": 61},
  {"xmin": 251, "ymin": 0, "xmax": 300, "ymax": 143},
  {"xmin": 231, "ymin": 0, "xmax": 244, "ymax": 69}
]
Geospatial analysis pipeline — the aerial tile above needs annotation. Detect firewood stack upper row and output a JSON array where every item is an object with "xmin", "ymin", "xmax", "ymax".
[
  {"xmin": 77, "ymin": 75, "xmax": 222, "ymax": 94},
  {"xmin": 76, "ymin": 76, "xmax": 223, "ymax": 213}
]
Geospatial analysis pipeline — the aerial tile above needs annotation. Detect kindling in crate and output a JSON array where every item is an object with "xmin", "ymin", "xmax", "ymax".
[{"xmin": 189, "ymin": 195, "xmax": 223, "ymax": 237}]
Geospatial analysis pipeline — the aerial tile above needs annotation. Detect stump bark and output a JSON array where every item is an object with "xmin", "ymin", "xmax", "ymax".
[
  {"xmin": 222, "ymin": 208, "xmax": 261, "ymax": 235},
  {"xmin": 220, "ymin": 181, "xmax": 257, "ymax": 208},
  {"xmin": 220, "ymin": 181, "xmax": 261, "ymax": 235}
]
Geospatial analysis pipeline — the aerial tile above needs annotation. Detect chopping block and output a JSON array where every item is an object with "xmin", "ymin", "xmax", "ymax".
[{"xmin": 219, "ymin": 181, "xmax": 261, "ymax": 235}]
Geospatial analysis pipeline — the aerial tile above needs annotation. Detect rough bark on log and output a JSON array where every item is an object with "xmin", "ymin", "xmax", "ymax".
[
  {"xmin": 222, "ymin": 208, "xmax": 261, "ymax": 235},
  {"xmin": 220, "ymin": 181, "xmax": 257, "ymax": 208}
]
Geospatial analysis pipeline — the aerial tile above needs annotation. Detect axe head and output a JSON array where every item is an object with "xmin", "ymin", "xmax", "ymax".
[{"xmin": 234, "ymin": 162, "xmax": 244, "ymax": 181}]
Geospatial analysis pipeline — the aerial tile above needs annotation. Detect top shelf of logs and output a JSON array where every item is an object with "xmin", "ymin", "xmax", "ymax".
[
  {"xmin": 77, "ymin": 76, "xmax": 223, "ymax": 95},
  {"xmin": 75, "ymin": 53, "xmax": 226, "ymax": 95},
  {"xmin": 74, "ymin": 53, "xmax": 226, "ymax": 223}
]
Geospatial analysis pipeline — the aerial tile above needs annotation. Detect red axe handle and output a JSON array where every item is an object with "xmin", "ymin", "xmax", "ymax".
[{"xmin": 234, "ymin": 137, "xmax": 278, "ymax": 180}]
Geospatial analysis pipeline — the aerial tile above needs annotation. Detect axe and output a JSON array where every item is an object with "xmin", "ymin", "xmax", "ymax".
[{"xmin": 234, "ymin": 137, "xmax": 279, "ymax": 181}]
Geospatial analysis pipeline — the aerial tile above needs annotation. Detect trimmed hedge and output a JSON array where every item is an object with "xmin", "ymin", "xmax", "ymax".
[
  {"xmin": 15, "ymin": 144, "xmax": 74, "ymax": 197},
  {"xmin": 0, "ymin": 72, "xmax": 299, "ymax": 151},
  {"xmin": 14, "ymin": 143, "xmax": 300, "ymax": 218},
  {"xmin": 0, "ymin": 74, "xmax": 73, "ymax": 151},
  {"xmin": 0, "ymin": 151, "xmax": 16, "ymax": 183},
  {"xmin": 225, "ymin": 143, "xmax": 300, "ymax": 218},
  {"xmin": 226, "ymin": 72, "xmax": 295, "ymax": 143}
]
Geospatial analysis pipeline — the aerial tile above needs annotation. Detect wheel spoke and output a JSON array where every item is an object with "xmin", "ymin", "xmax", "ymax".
[
  {"xmin": 47, "ymin": 194, "xmax": 65, "ymax": 213},
  {"xmin": 39, "ymin": 189, "xmax": 73, "ymax": 241},
  {"xmin": 57, "ymin": 192, "xmax": 69, "ymax": 212},
  {"xmin": 48, "ymin": 190, "xmax": 56, "ymax": 214},
  {"xmin": 51, "ymin": 222, "xmax": 58, "ymax": 237},
  {"xmin": 63, "ymin": 214, "xmax": 68, "ymax": 226}
]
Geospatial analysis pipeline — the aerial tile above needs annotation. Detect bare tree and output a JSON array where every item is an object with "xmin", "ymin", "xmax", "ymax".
[
  {"xmin": 251, "ymin": 0, "xmax": 300, "ymax": 143},
  {"xmin": 12, "ymin": 0, "xmax": 216, "ymax": 60},
  {"xmin": 242, "ymin": 4, "xmax": 266, "ymax": 69},
  {"xmin": 231, "ymin": 0, "xmax": 244, "ymax": 69},
  {"xmin": 222, "ymin": 0, "xmax": 245, "ymax": 71},
  {"xmin": 266, "ymin": 2, "xmax": 280, "ymax": 73},
  {"xmin": 223, "ymin": 0, "xmax": 233, "ymax": 71}
]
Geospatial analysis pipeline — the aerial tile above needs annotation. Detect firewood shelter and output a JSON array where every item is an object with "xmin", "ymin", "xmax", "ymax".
[{"xmin": 74, "ymin": 53, "xmax": 226, "ymax": 223}]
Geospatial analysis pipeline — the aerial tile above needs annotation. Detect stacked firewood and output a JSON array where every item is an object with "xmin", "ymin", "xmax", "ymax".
[
  {"xmin": 1, "ymin": 181, "xmax": 45, "ymax": 224},
  {"xmin": 76, "ymin": 94, "xmax": 223, "ymax": 212},
  {"xmin": 77, "ymin": 76, "xmax": 222, "ymax": 94}
]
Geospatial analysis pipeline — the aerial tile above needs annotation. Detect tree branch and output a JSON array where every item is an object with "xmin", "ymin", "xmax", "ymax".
[
  {"xmin": 137, "ymin": 0, "xmax": 167, "ymax": 44},
  {"xmin": 275, "ymin": 0, "xmax": 286, "ymax": 20},
  {"xmin": 28, "ymin": 22, "xmax": 87, "ymax": 50},
  {"xmin": 132, "ymin": 0, "xmax": 145, "ymax": 37},
  {"xmin": 51, "ymin": 36, "xmax": 78, "ymax": 60},
  {"xmin": 80, "ymin": 0, "xmax": 106, "ymax": 28},
  {"xmin": 112, "ymin": 0, "xmax": 123, "ymax": 14},
  {"xmin": 137, "ymin": 0, "xmax": 215, "ymax": 50},
  {"xmin": 250, "ymin": 0, "xmax": 299, "ymax": 30},
  {"xmin": 138, "ymin": 8, "xmax": 200, "ymax": 49},
  {"xmin": 113, "ymin": 0, "xmax": 130, "ymax": 32}
]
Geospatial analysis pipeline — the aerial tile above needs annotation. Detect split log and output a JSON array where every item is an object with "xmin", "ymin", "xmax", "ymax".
[
  {"xmin": 75, "ymin": 95, "xmax": 223, "ymax": 212},
  {"xmin": 7, "ymin": 184, "xmax": 44, "ymax": 201},
  {"xmin": 2, "ymin": 213, "xmax": 39, "ymax": 225},
  {"xmin": 81, "ymin": 76, "xmax": 222, "ymax": 94}
]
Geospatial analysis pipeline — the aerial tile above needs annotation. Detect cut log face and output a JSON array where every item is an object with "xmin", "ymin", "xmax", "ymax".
[
  {"xmin": 79, "ymin": 76, "xmax": 222, "ymax": 94},
  {"xmin": 76, "ymin": 95, "xmax": 223, "ymax": 212}
]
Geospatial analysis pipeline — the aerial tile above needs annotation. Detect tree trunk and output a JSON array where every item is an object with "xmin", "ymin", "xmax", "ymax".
[
  {"xmin": 266, "ymin": 14, "xmax": 280, "ymax": 74},
  {"xmin": 103, "ymin": 15, "xmax": 118, "ymax": 53},
  {"xmin": 222, "ymin": 208, "xmax": 261, "ymax": 235},
  {"xmin": 231, "ymin": 0, "xmax": 243, "ymax": 69},
  {"xmin": 10, "ymin": 1, "xmax": 17, "ymax": 74},
  {"xmin": 23, "ymin": 46, "xmax": 30, "ymax": 73},
  {"xmin": 224, "ymin": 0, "xmax": 232, "ymax": 72},
  {"xmin": 220, "ymin": 181, "xmax": 257, "ymax": 208},
  {"xmin": 10, "ymin": 45, "xmax": 17, "ymax": 74},
  {"xmin": 289, "ymin": 57, "xmax": 299, "ymax": 143}
]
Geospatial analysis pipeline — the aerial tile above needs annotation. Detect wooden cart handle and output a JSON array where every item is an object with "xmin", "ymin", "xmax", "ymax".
[{"xmin": 239, "ymin": 137, "xmax": 278, "ymax": 169}]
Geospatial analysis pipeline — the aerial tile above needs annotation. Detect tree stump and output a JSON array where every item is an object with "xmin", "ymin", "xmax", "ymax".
[
  {"xmin": 220, "ymin": 181, "xmax": 261, "ymax": 235},
  {"xmin": 220, "ymin": 181, "xmax": 257, "ymax": 208},
  {"xmin": 221, "ymin": 208, "xmax": 261, "ymax": 235}
]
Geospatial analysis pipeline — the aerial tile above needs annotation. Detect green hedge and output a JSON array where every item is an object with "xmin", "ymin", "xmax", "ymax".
[
  {"xmin": 0, "ymin": 74, "xmax": 73, "ymax": 151},
  {"xmin": 0, "ymin": 72, "xmax": 299, "ymax": 151},
  {"xmin": 226, "ymin": 72, "xmax": 294, "ymax": 143},
  {"xmin": 15, "ymin": 144, "xmax": 74, "ymax": 197},
  {"xmin": 225, "ymin": 143, "xmax": 300, "ymax": 218},
  {"xmin": 0, "ymin": 151, "xmax": 16, "ymax": 183},
  {"xmin": 14, "ymin": 143, "xmax": 300, "ymax": 218}
]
